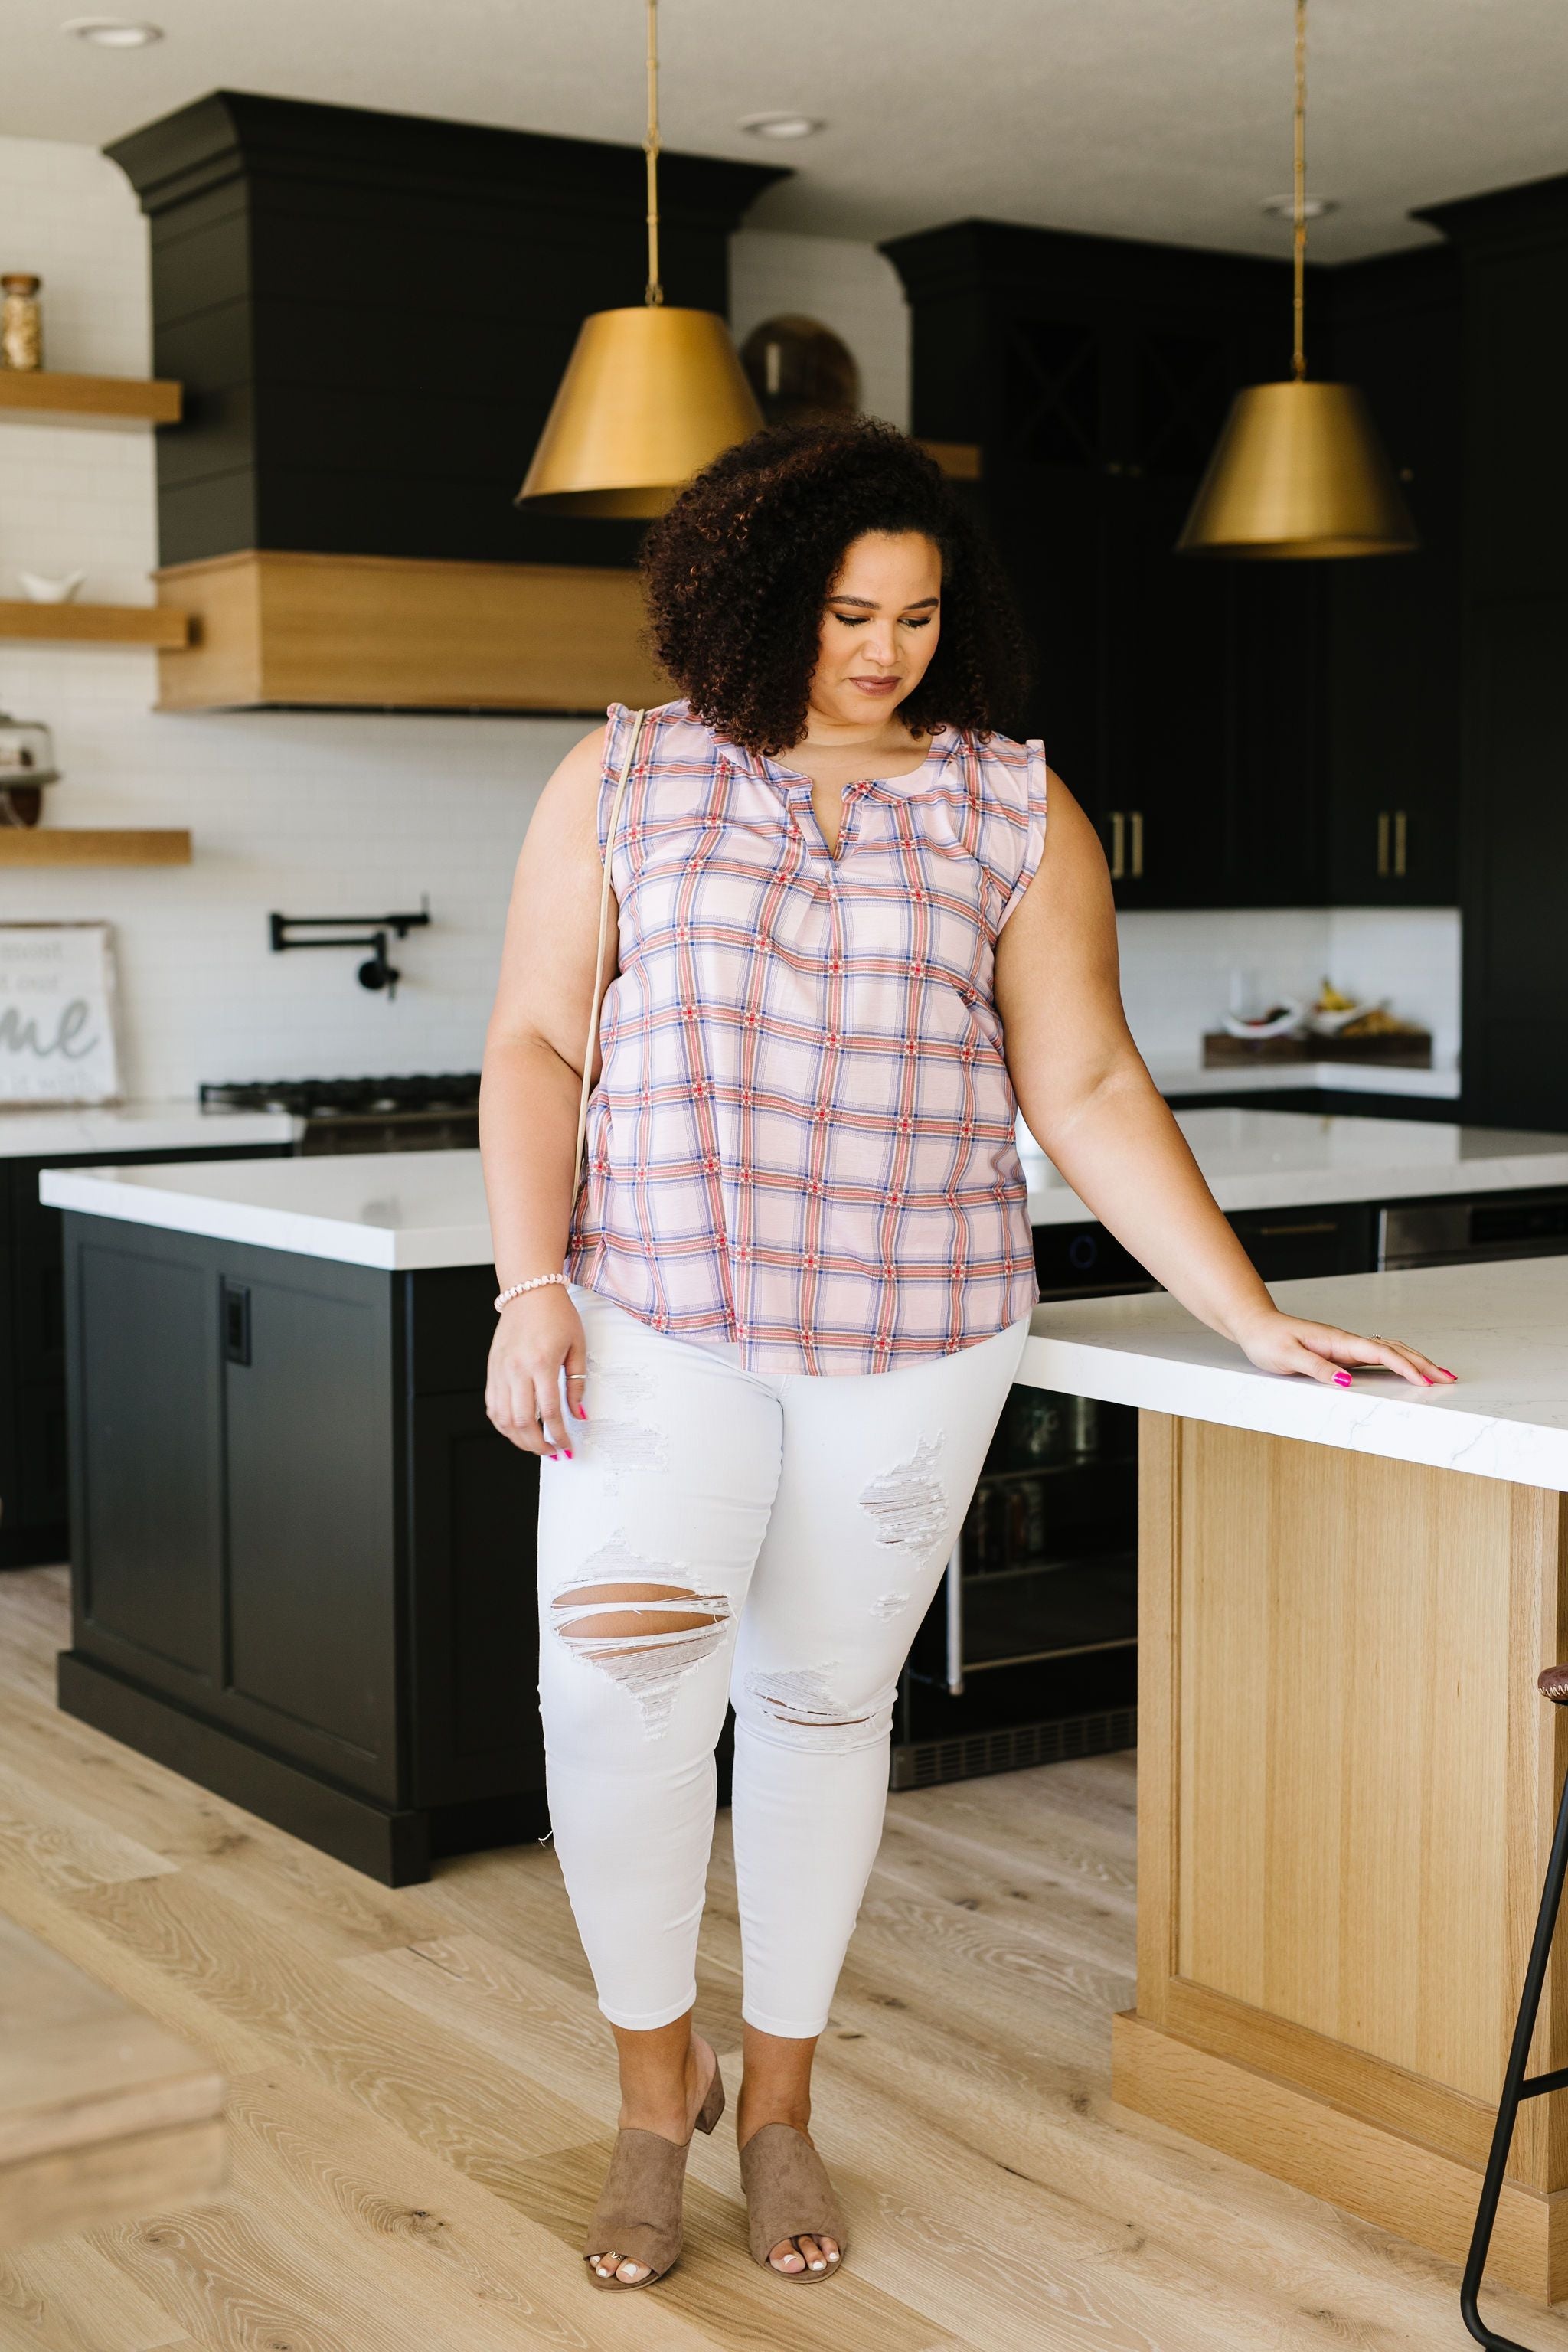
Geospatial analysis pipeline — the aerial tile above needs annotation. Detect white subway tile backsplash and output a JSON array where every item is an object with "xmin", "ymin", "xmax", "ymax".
[{"xmin": 1116, "ymin": 904, "xmax": 1460, "ymax": 1074}]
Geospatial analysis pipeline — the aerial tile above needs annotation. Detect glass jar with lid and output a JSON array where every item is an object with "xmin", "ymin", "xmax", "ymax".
[
  {"xmin": 1, "ymin": 275, "xmax": 43, "ymax": 371},
  {"xmin": 0, "ymin": 711, "xmax": 60, "ymax": 827}
]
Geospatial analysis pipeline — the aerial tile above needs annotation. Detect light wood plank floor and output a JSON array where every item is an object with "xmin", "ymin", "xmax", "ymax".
[{"xmin": 2, "ymin": 1563, "xmax": 1563, "ymax": 2350}]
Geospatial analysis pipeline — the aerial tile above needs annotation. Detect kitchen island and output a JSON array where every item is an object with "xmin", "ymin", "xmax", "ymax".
[
  {"xmin": 1021, "ymin": 1259, "xmax": 1568, "ymax": 2305},
  {"xmin": 38, "ymin": 1107, "xmax": 1568, "ymax": 1893}
]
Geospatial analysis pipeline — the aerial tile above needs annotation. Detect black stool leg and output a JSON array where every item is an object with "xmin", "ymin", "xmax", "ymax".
[{"xmin": 1462, "ymin": 1758, "xmax": 1568, "ymax": 2347}]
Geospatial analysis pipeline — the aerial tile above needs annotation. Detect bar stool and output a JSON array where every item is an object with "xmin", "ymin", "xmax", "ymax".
[{"xmin": 1462, "ymin": 1664, "xmax": 1568, "ymax": 2349}]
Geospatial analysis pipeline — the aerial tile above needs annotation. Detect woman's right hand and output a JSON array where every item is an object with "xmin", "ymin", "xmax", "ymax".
[{"xmin": 485, "ymin": 1288, "xmax": 588, "ymax": 1459}]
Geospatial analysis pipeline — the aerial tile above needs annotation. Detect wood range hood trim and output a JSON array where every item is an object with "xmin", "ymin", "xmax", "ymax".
[{"xmin": 153, "ymin": 548, "xmax": 670, "ymax": 713}]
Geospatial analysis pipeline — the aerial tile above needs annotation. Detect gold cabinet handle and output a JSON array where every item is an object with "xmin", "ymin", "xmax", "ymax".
[
  {"xmin": 1109, "ymin": 810, "xmax": 1125, "ymax": 880},
  {"xmin": 1130, "ymin": 808, "xmax": 1144, "ymax": 878},
  {"xmin": 1393, "ymin": 808, "xmax": 1407, "ymax": 878},
  {"xmin": 1376, "ymin": 810, "xmax": 1390, "ymax": 878}
]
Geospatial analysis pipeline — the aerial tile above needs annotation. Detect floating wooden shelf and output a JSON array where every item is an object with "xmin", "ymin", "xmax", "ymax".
[
  {"xmin": 0, "ymin": 601, "xmax": 190, "ymax": 649},
  {"xmin": 0, "ymin": 829, "xmax": 191, "ymax": 867},
  {"xmin": 0, "ymin": 370, "xmax": 181, "ymax": 429}
]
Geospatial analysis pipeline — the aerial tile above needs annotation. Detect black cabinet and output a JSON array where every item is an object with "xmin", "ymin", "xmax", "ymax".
[
  {"xmin": 73, "ymin": 1223, "xmax": 225, "ymax": 1694},
  {"xmin": 57, "ymin": 1219, "xmax": 541, "ymax": 1884},
  {"xmin": 220, "ymin": 1259, "xmax": 400, "ymax": 1801},
  {"xmin": 2, "ymin": 1142, "xmax": 291, "ymax": 1571},
  {"xmin": 1321, "ymin": 247, "xmax": 1463, "ymax": 907},
  {"xmin": 1226, "ymin": 1200, "xmax": 1374, "ymax": 1282},
  {"xmin": 406, "ymin": 1267, "xmax": 547, "ymax": 1814},
  {"xmin": 884, "ymin": 218, "xmax": 1329, "ymax": 910},
  {"xmin": 1419, "ymin": 173, "xmax": 1568, "ymax": 1129}
]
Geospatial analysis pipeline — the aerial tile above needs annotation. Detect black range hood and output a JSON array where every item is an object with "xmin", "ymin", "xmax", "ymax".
[
  {"xmin": 104, "ymin": 92, "xmax": 782, "ymax": 710},
  {"xmin": 108, "ymin": 90, "xmax": 784, "ymax": 575}
]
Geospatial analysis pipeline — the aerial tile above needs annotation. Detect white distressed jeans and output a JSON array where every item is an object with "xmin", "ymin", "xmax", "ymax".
[{"xmin": 535, "ymin": 1280, "xmax": 1032, "ymax": 2037}]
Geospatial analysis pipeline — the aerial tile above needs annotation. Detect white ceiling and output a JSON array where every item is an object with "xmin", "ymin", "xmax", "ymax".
[{"xmin": 6, "ymin": 0, "xmax": 1568, "ymax": 263}]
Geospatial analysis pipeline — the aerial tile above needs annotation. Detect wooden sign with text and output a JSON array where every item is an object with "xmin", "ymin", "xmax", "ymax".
[{"xmin": 0, "ymin": 922, "xmax": 122, "ymax": 1105}]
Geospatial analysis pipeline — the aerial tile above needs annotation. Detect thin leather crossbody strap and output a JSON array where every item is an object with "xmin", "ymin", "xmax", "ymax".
[{"xmin": 574, "ymin": 707, "xmax": 648, "ymax": 1187}]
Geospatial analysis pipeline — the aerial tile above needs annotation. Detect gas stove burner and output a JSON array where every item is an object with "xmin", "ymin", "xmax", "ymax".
[
  {"xmin": 200, "ymin": 1072, "xmax": 481, "ymax": 1116},
  {"xmin": 198, "ymin": 1073, "xmax": 482, "ymax": 1152}
]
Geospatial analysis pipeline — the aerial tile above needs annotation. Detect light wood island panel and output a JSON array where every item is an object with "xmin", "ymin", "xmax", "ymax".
[{"xmin": 1116, "ymin": 1412, "xmax": 1568, "ymax": 2302}]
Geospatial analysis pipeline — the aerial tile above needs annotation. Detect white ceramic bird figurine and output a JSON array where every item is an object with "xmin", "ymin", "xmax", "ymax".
[{"xmin": 18, "ymin": 570, "xmax": 86, "ymax": 604}]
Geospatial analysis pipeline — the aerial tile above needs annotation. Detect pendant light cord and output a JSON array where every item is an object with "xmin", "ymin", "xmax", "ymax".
[
  {"xmin": 645, "ymin": 0, "xmax": 663, "ymax": 306},
  {"xmin": 1292, "ymin": 0, "xmax": 1307, "ymax": 380}
]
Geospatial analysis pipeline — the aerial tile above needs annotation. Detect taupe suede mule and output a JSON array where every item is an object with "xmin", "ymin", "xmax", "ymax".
[
  {"xmin": 583, "ymin": 2056, "xmax": 726, "ymax": 2289},
  {"xmin": 738, "ymin": 2122, "xmax": 849, "ymax": 2282}
]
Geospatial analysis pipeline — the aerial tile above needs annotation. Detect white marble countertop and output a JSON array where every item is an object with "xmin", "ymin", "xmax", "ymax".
[
  {"xmin": 1146, "ymin": 1057, "xmax": 1461, "ymax": 1100},
  {"xmin": 1021, "ymin": 1107, "xmax": 1568, "ymax": 1223},
  {"xmin": 1018, "ymin": 1256, "xmax": 1568, "ymax": 1491},
  {"xmin": 0, "ymin": 1063, "xmax": 1455, "ymax": 1166},
  {"xmin": 41, "ymin": 1148, "xmax": 492, "ymax": 1269},
  {"xmin": 0, "ymin": 1099, "xmax": 298, "ymax": 1159},
  {"xmin": 37, "ymin": 1108, "xmax": 1568, "ymax": 1269}
]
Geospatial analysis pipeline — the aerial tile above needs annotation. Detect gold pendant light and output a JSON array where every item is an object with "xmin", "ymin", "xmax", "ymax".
[
  {"xmin": 1176, "ymin": 0, "xmax": 1417, "ymax": 559},
  {"xmin": 516, "ymin": 0, "xmax": 763, "ymax": 517}
]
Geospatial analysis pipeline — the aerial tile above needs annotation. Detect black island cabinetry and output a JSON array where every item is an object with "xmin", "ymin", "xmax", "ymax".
[
  {"xmin": 1, "ymin": 1137, "xmax": 291, "ymax": 1572},
  {"xmin": 57, "ymin": 1216, "xmax": 542, "ymax": 1886}
]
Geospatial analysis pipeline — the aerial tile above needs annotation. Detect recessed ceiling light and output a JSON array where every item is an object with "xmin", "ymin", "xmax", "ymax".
[
  {"xmin": 1259, "ymin": 192, "xmax": 1336, "ymax": 220},
  {"xmin": 737, "ymin": 112, "xmax": 825, "ymax": 141},
  {"xmin": 63, "ymin": 16, "xmax": 164, "ymax": 45}
]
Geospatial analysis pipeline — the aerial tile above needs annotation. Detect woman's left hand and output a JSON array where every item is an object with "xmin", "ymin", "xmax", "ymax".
[{"xmin": 1230, "ymin": 1309, "xmax": 1457, "ymax": 1390}]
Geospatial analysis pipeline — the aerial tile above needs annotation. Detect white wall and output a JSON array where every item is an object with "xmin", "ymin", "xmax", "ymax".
[
  {"xmin": 0, "ymin": 136, "xmax": 1459, "ymax": 1102},
  {"xmin": 1117, "ymin": 905, "xmax": 1461, "ymax": 1078}
]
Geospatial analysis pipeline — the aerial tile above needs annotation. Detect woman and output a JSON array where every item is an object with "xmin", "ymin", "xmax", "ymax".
[{"xmin": 479, "ymin": 418, "xmax": 1454, "ymax": 2294}]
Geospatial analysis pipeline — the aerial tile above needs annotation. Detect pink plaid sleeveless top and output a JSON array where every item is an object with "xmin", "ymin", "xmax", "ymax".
[{"xmin": 564, "ymin": 699, "xmax": 1047, "ymax": 1374}]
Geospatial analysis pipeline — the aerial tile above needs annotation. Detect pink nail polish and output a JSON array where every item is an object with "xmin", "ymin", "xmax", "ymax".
[
  {"xmin": 1440, "ymin": 1367, "xmax": 1455, "ymax": 1379},
  {"xmin": 562, "ymin": 1449, "xmax": 573, "ymax": 1460},
  {"xmin": 1334, "ymin": 1370, "xmax": 1351, "ymax": 1387},
  {"xmin": 1422, "ymin": 1374, "xmax": 1433, "ymax": 1385}
]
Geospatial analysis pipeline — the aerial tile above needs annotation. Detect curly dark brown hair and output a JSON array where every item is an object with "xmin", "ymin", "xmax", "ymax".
[{"xmin": 639, "ymin": 416, "xmax": 1031, "ymax": 756}]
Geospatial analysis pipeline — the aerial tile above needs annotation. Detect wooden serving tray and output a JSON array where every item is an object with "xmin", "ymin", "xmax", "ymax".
[{"xmin": 1202, "ymin": 1029, "xmax": 1432, "ymax": 1068}]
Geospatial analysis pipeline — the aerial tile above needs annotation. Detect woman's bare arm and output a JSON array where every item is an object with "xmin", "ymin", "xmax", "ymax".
[
  {"xmin": 994, "ymin": 772, "xmax": 1455, "ymax": 1390},
  {"xmin": 478, "ymin": 723, "xmax": 611, "ymax": 1454}
]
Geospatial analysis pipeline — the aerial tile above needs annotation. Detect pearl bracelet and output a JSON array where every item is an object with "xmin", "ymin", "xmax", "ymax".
[{"xmin": 494, "ymin": 1271, "xmax": 567, "ymax": 1312}]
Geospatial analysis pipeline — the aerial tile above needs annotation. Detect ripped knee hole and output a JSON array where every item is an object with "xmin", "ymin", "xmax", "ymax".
[
  {"xmin": 744, "ymin": 1666, "xmax": 876, "ymax": 1733},
  {"xmin": 550, "ymin": 1563, "xmax": 732, "ymax": 1735},
  {"xmin": 550, "ymin": 1580, "xmax": 727, "ymax": 1645}
]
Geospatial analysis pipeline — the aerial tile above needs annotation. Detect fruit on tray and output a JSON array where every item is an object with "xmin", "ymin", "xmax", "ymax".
[
  {"xmin": 1336, "ymin": 1005, "xmax": 1425, "ymax": 1037},
  {"xmin": 1314, "ymin": 977, "xmax": 1358, "ymax": 1011}
]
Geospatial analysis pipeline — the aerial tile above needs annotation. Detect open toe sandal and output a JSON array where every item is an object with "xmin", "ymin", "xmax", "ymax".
[
  {"xmin": 738, "ymin": 2122, "xmax": 849, "ymax": 2283},
  {"xmin": 583, "ymin": 2055, "xmax": 726, "ymax": 2289}
]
